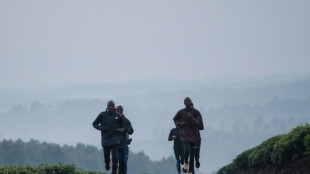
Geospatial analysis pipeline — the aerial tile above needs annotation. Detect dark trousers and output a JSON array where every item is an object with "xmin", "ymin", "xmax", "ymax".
[
  {"xmin": 194, "ymin": 138, "xmax": 201, "ymax": 163},
  {"xmin": 125, "ymin": 146, "xmax": 129, "ymax": 173},
  {"xmin": 174, "ymin": 148, "xmax": 184, "ymax": 173},
  {"xmin": 104, "ymin": 145, "xmax": 119, "ymax": 174},
  {"xmin": 118, "ymin": 147, "xmax": 128, "ymax": 174},
  {"xmin": 183, "ymin": 141, "xmax": 195, "ymax": 174}
]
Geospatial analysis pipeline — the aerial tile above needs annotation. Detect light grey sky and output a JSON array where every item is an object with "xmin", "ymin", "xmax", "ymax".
[{"xmin": 1, "ymin": 0, "xmax": 310, "ymax": 89}]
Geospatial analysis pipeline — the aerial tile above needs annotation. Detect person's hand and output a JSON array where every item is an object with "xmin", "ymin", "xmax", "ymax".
[{"xmin": 172, "ymin": 135, "xmax": 176, "ymax": 139}]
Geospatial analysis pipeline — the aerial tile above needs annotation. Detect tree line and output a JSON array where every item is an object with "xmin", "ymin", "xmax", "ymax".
[{"xmin": 0, "ymin": 139, "xmax": 179, "ymax": 174}]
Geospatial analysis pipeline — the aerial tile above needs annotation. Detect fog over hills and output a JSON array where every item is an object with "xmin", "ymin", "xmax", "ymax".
[{"xmin": 1, "ymin": 74, "xmax": 310, "ymax": 173}]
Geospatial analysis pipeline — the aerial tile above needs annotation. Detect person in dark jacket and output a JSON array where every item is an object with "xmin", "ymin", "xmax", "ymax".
[
  {"xmin": 115, "ymin": 104, "xmax": 134, "ymax": 174},
  {"xmin": 93, "ymin": 100, "xmax": 124, "ymax": 174},
  {"xmin": 173, "ymin": 97, "xmax": 204, "ymax": 174},
  {"xmin": 168, "ymin": 126, "xmax": 184, "ymax": 174}
]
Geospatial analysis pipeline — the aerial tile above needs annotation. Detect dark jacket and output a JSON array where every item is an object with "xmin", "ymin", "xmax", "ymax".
[
  {"xmin": 173, "ymin": 106, "xmax": 204, "ymax": 143},
  {"xmin": 119, "ymin": 116, "xmax": 134, "ymax": 148},
  {"xmin": 92, "ymin": 109, "xmax": 124, "ymax": 147},
  {"xmin": 168, "ymin": 127, "xmax": 183, "ymax": 150}
]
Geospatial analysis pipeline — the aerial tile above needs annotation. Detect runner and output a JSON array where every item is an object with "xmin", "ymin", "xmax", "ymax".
[
  {"xmin": 168, "ymin": 126, "xmax": 184, "ymax": 174},
  {"xmin": 173, "ymin": 97, "xmax": 204, "ymax": 174},
  {"xmin": 115, "ymin": 104, "xmax": 134, "ymax": 174},
  {"xmin": 93, "ymin": 100, "xmax": 125, "ymax": 174}
]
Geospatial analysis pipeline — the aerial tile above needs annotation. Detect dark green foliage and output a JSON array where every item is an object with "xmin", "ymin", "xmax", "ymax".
[
  {"xmin": 0, "ymin": 139, "xmax": 104, "ymax": 171},
  {"xmin": 217, "ymin": 124, "xmax": 310, "ymax": 174},
  {"xmin": 304, "ymin": 134, "xmax": 310, "ymax": 154},
  {"xmin": 233, "ymin": 148, "xmax": 254, "ymax": 169},
  {"xmin": 271, "ymin": 124, "xmax": 310, "ymax": 165},
  {"xmin": 248, "ymin": 135, "xmax": 282, "ymax": 167},
  {"xmin": 0, "ymin": 139, "xmax": 179, "ymax": 174},
  {"xmin": 217, "ymin": 163, "xmax": 235, "ymax": 174},
  {"xmin": 0, "ymin": 164, "xmax": 105, "ymax": 174}
]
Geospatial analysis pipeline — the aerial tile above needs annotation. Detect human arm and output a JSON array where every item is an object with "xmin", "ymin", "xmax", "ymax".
[
  {"xmin": 195, "ymin": 110, "xmax": 204, "ymax": 130},
  {"xmin": 168, "ymin": 129, "xmax": 174, "ymax": 141},
  {"xmin": 92, "ymin": 113, "xmax": 108, "ymax": 131},
  {"xmin": 125, "ymin": 119, "xmax": 134, "ymax": 135},
  {"xmin": 173, "ymin": 111, "xmax": 185, "ymax": 128}
]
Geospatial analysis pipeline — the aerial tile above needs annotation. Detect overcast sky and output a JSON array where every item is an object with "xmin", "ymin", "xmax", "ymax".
[{"xmin": 1, "ymin": 0, "xmax": 310, "ymax": 89}]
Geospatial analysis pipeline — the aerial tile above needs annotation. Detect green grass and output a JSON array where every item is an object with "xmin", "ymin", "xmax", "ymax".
[
  {"xmin": 0, "ymin": 164, "xmax": 106, "ymax": 174},
  {"xmin": 217, "ymin": 123, "xmax": 310, "ymax": 174}
]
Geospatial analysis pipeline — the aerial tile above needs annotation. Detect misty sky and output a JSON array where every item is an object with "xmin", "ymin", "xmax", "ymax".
[{"xmin": 1, "ymin": 0, "xmax": 310, "ymax": 89}]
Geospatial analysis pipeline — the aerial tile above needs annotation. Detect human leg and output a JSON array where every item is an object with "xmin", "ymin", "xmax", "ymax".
[
  {"xmin": 174, "ymin": 148, "xmax": 181, "ymax": 173},
  {"xmin": 194, "ymin": 138, "xmax": 201, "ymax": 168},
  {"xmin": 188, "ymin": 142, "xmax": 195, "ymax": 174},
  {"xmin": 124, "ymin": 146, "xmax": 129, "ymax": 174},
  {"xmin": 182, "ymin": 141, "xmax": 190, "ymax": 173},
  {"xmin": 118, "ymin": 147, "xmax": 126, "ymax": 174},
  {"xmin": 111, "ymin": 145, "xmax": 119, "ymax": 174},
  {"xmin": 103, "ymin": 146, "xmax": 111, "ymax": 170}
]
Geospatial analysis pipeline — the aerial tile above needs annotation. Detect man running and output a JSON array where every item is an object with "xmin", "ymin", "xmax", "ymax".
[
  {"xmin": 115, "ymin": 104, "xmax": 134, "ymax": 174},
  {"xmin": 173, "ymin": 97, "xmax": 204, "ymax": 174},
  {"xmin": 93, "ymin": 100, "xmax": 124, "ymax": 174}
]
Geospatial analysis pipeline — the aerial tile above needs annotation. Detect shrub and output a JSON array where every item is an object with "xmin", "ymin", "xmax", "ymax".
[
  {"xmin": 0, "ymin": 164, "xmax": 105, "ymax": 174},
  {"xmin": 304, "ymin": 134, "xmax": 310, "ymax": 155},
  {"xmin": 217, "ymin": 124, "xmax": 310, "ymax": 174},
  {"xmin": 217, "ymin": 163, "xmax": 235, "ymax": 174},
  {"xmin": 271, "ymin": 124, "xmax": 310, "ymax": 165},
  {"xmin": 233, "ymin": 148, "xmax": 254, "ymax": 169},
  {"xmin": 248, "ymin": 135, "xmax": 282, "ymax": 167}
]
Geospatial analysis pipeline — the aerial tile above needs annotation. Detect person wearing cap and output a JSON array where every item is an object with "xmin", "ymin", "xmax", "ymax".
[
  {"xmin": 92, "ymin": 100, "xmax": 125, "ymax": 174},
  {"xmin": 168, "ymin": 126, "xmax": 184, "ymax": 174},
  {"xmin": 115, "ymin": 104, "xmax": 134, "ymax": 174},
  {"xmin": 173, "ymin": 97, "xmax": 204, "ymax": 174}
]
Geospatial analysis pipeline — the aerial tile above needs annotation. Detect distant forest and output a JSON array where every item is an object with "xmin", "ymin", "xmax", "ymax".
[{"xmin": 0, "ymin": 139, "xmax": 184, "ymax": 174}]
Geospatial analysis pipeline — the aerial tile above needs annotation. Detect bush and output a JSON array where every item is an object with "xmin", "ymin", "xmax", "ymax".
[
  {"xmin": 248, "ymin": 135, "xmax": 282, "ymax": 167},
  {"xmin": 217, "ymin": 124, "xmax": 310, "ymax": 174},
  {"xmin": 0, "ymin": 164, "xmax": 105, "ymax": 174},
  {"xmin": 303, "ymin": 134, "xmax": 310, "ymax": 155},
  {"xmin": 217, "ymin": 163, "xmax": 235, "ymax": 174},
  {"xmin": 271, "ymin": 124, "xmax": 310, "ymax": 165},
  {"xmin": 233, "ymin": 148, "xmax": 254, "ymax": 169}
]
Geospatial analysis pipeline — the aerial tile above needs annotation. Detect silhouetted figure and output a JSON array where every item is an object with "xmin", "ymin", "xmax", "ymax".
[
  {"xmin": 168, "ymin": 126, "xmax": 184, "ymax": 174},
  {"xmin": 93, "ymin": 100, "xmax": 124, "ymax": 174},
  {"xmin": 115, "ymin": 105, "xmax": 134, "ymax": 174},
  {"xmin": 173, "ymin": 97, "xmax": 204, "ymax": 174}
]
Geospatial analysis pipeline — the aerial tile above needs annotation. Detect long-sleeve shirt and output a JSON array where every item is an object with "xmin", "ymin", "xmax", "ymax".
[{"xmin": 173, "ymin": 107, "xmax": 204, "ymax": 142}]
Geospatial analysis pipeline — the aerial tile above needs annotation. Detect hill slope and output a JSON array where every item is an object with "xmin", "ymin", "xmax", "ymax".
[{"xmin": 217, "ymin": 124, "xmax": 310, "ymax": 174}]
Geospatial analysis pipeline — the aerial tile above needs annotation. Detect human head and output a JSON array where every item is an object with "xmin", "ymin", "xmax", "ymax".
[
  {"xmin": 115, "ymin": 104, "xmax": 124, "ymax": 114},
  {"xmin": 184, "ymin": 97, "xmax": 193, "ymax": 108},
  {"xmin": 107, "ymin": 100, "xmax": 115, "ymax": 112}
]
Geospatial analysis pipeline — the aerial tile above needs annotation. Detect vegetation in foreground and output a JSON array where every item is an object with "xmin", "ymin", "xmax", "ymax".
[
  {"xmin": 217, "ymin": 124, "xmax": 310, "ymax": 174},
  {"xmin": 0, "ymin": 164, "xmax": 105, "ymax": 174}
]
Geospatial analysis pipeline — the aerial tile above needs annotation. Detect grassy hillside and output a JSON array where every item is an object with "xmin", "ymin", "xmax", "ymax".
[
  {"xmin": 217, "ymin": 124, "xmax": 310, "ymax": 174},
  {"xmin": 0, "ymin": 164, "xmax": 105, "ymax": 174}
]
